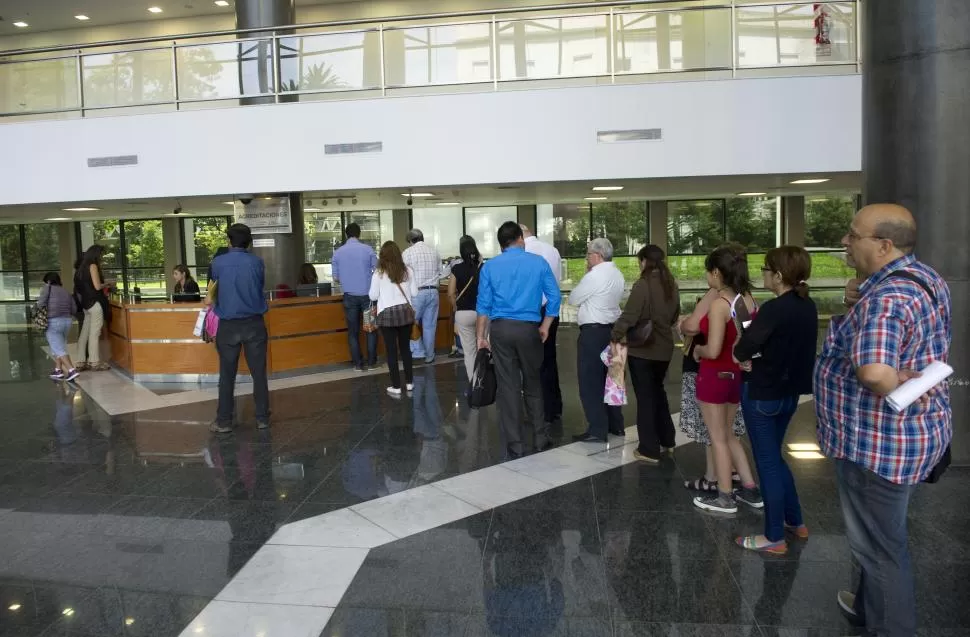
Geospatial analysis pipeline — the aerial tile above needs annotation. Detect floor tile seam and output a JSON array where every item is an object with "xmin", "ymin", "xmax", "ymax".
[{"xmin": 209, "ymin": 595, "xmax": 340, "ymax": 611}]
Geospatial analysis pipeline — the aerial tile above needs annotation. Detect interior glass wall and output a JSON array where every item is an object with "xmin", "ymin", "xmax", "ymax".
[
  {"xmin": 182, "ymin": 216, "xmax": 231, "ymax": 282},
  {"xmin": 24, "ymin": 224, "xmax": 61, "ymax": 299},
  {"xmin": 304, "ymin": 210, "xmax": 395, "ymax": 281},
  {"xmin": 805, "ymin": 193, "xmax": 857, "ymax": 284},
  {"xmin": 464, "ymin": 206, "xmax": 517, "ymax": 258},
  {"xmin": 412, "ymin": 207, "xmax": 462, "ymax": 259},
  {"xmin": 78, "ymin": 221, "xmax": 123, "ymax": 289},
  {"xmin": 0, "ymin": 226, "xmax": 24, "ymax": 302}
]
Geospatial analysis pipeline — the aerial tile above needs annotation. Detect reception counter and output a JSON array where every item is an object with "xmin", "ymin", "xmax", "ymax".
[{"xmin": 108, "ymin": 291, "xmax": 454, "ymax": 382}]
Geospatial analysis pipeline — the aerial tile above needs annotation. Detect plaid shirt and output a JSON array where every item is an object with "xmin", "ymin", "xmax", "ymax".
[
  {"xmin": 403, "ymin": 241, "xmax": 443, "ymax": 288},
  {"xmin": 814, "ymin": 255, "xmax": 952, "ymax": 484}
]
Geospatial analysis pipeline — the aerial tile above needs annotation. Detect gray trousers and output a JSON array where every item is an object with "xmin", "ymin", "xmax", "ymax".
[{"xmin": 490, "ymin": 319, "xmax": 549, "ymax": 456}]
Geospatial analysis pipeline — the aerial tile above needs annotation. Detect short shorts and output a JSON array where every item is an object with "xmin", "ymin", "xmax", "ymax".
[{"xmin": 696, "ymin": 365, "xmax": 742, "ymax": 405}]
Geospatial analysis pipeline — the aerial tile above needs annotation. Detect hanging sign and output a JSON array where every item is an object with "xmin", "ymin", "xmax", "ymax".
[{"xmin": 233, "ymin": 197, "xmax": 292, "ymax": 234}]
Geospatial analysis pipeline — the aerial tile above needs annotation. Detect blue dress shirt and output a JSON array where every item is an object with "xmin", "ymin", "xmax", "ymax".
[
  {"xmin": 211, "ymin": 248, "xmax": 268, "ymax": 320},
  {"xmin": 332, "ymin": 238, "xmax": 378, "ymax": 296},
  {"xmin": 477, "ymin": 246, "xmax": 561, "ymax": 322}
]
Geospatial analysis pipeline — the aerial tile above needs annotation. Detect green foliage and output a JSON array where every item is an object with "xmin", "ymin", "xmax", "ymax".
[
  {"xmin": 806, "ymin": 196, "xmax": 856, "ymax": 247},
  {"xmin": 725, "ymin": 197, "xmax": 776, "ymax": 251},
  {"xmin": 192, "ymin": 217, "xmax": 229, "ymax": 269},
  {"xmin": 281, "ymin": 62, "xmax": 347, "ymax": 92}
]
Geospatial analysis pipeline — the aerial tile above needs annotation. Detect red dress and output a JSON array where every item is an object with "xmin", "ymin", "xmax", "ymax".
[{"xmin": 696, "ymin": 298, "xmax": 748, "ymax": 405}]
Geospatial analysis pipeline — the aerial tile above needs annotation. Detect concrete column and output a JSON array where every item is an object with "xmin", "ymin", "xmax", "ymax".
[
  {"xmin": 250, "ymin": 193, "xmax": 306, "ymax": 291},
  {"xmin": 57, "ymin": 223, "xmax": 78, "ymax": 288},
  {"xmin": 782, "ymin": 196, "xmax": 806, "ymax": 247},
  {"xmin": 391, "ymin": 209, "xmax": 411, "ymax": 248},
  {"xmin": 863, "ymin": 0, "xmax": 970, "ymax": 464},
  {"xmin": 648, "ymin": 201, "xmax": 668, "ymax": 254},
  {"xmin": 235, "ymin": 0, "xmax": 295, "ymax": 104},
  {"xmin": 517, "ymin": 205, "xmax": 537, "ymax": 230},
  {"xmin": 162, "ymin": 219, "xmax": 184, "ymax": 297}
]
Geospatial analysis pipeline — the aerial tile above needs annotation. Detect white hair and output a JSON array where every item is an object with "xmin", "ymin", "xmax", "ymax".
[{"xmin": 588, "ymin": 238, "xmax": 614, "ymax": 261}]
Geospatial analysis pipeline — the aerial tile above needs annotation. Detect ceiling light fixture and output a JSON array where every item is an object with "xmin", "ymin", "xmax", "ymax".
[
  {"xmin": 584, "ymin": 196, "xmax": 608, "ymax": 201},
  {"xmin": 62, "ymin": 207, "xmax": 100, "ymax": 212},
  {"xmin": 45, "ymin": 217, "xmax": 72, "ymax": 221},
  {"xmin": 148, "ymin": 7, "xmax": 164, "ymax": 14},
  {"xmin": 125, "ymin": 618, "xmax": 135, "ymax": 626},
  {"xmin": 401, "ymin": 192, "xmax": 433, "ymax": 198},
  {"xmin": 75, "ymin": 15, "xmax": 90, "ymax": 21},
  {"xmin": 13, "ymin": 21, "xmax": 29, "ymax": 28},
  {"xmin": 591, "ymin": 186, "xmax": 624, "ymax": 192},
  {"xmin": 62, "ymin": 608, "xmax": 75, "ymax": 617},
  {"xmin": 222, "ymin": 201, "xmax": 235, "ymax": 205},
  {"xmin": 790, "ymin": 178, "xmax": 829, "ymax": 185},
  {"xmin": 435, "ymin": 202, "xmax": 460, "ymax": 206},
  {"xmin": 215, "ymin": 0, "xmax": 230, "ymax": 5},
  {"xmin": 303, "ymin": 207, "xmax": 322, "ymax": 212},
  {"xmin": 737, "ymin": 192, "xmax": 767, "ymax": 197}
]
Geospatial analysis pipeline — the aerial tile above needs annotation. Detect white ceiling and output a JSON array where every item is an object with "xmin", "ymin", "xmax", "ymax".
[{"xmin": 0, "ymin": 173, "xmax": 861, "ymax": 223}]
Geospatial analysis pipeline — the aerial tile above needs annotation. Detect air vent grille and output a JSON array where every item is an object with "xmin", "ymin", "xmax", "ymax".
[
  {"xmin": 596, "ymin": 129, "xmax": 662, "ymax": 143},
  {"xmin": 87, "ymin": 155, "xmax": 138, "ymax": 167},
  {"xmin": 324, "ymin": 142, "xmax": 383, "ymax": 155}
]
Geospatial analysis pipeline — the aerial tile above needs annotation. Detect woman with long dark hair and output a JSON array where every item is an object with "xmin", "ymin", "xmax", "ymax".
[
  {"xmin": 370, "ymin": 241, "xmax": 419, "ymax": 397},
  {"xmin": 733, "ymin": 246, "xmax": 817, "ymax": 553},
  {"xmin": 691, "ymin": 245, "xmax": 761, "ymax": 514},
  {"xmin": 448, "ymin": 235, "xmax": 483, "ymax": 380},
  {"xmin": 74, "ymin": 245, "xmax": 109, "ymax": 371},
  {"xmin": 612, "ymin": 245, "xmax": 680, "ymax": 462},
  {"xmin": 172, "ymin": 264, "xmax": 201, "ymax": 302}
]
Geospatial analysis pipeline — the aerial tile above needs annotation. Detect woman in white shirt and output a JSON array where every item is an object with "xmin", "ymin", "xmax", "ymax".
[{"xmin": 370, "ymin": 241, "xmax": 419, "ymax": 397}]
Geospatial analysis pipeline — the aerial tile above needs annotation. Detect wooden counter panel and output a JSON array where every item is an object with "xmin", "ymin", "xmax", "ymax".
[
  {"xmin": 130, "ymin": 342, "xmax": 250, "ymax": 375},
  {"xmin": 128, "ymin": 310, "xmax": 200, "ymax": 341},
  {"xmin": 268, "ymin": 302, "xmax": 345, "ymax": 338},
  {"xmin": 110, "ymin": 305, "xmax": 129, "ymax": 340},
  {"xmin": 109, "ymin": 333, "xmax": 131, "ymax": 373},
  {"xmin": 270, "ymin": 332, "xmax": 350, "ymax": 372}
]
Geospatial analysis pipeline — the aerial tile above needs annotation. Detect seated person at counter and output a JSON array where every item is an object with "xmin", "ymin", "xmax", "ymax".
[
  {"xmin": 296, "ymin": 263, "xmax": 331, "ymax": 297},
  {"xmin": 172, "ymin": 265, "xmax": 201, "ymax": 302}
]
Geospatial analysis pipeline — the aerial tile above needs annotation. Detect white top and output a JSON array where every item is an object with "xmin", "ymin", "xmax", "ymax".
[
  {"xmin": 369, "ymin": 266, "xmax": 419, "ymax": 314},
  {"xmin": 568, "ymin": 261, "xmax": 624, "ymax": 326},
  {"xmin": 403, "ymin": 241, "xmax": 443, "ymax": 288},
  {"xmin": 524, "ymin": 235, "xmax": 562, "ymax": 306}
]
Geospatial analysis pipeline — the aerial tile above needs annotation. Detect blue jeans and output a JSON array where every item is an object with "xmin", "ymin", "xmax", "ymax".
[
  {"xmin": 409, "ymin": 289, "xmax": 440, "ymax": 362},
  {"xmin": 45, "ymin": 316, "xmax": 74, "ymax": 358},
  {"xmin": 835, "ymin": 458, "xmax": 917, "ymax": 637},
  {"xmin": 741, "ymin": 385, "xmax": 802, "ymax": 542},
  {"xmin": 342, "ymin": 294, "xmax": 378, "ymax": 368}
]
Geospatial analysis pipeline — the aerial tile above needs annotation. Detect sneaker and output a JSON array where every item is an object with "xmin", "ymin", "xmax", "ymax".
[
  {"xmin": 368, "ymin": 361, "xmax": 380, "ymax": 371},
  {"xmin": 448, "ymin": 350, "xmax": 462, "ymax": 359},
  {"xmin": 837, "ymin": 591, "xmax": 862, "ymax": 625},
  {"xmin": 354, "ymin": 366, "xmax": 365, "ymax": 373},
  {"xmin": 49, "ymin": 370, "xmax": 64, "ymax": 380},
  {"xmin": 736, "ymin": 485, "xmax": 765, "ymax": 509},
  {"xmin": 209, "ymin": 421, "xmax": 233, "ymax": 434},
  {"xmin": 387, "ymin": 386, "xmax": 402, "ymax": 398},
  {"xmin": 405, "ymin": 383, "xmax": 414, "ymax": 392},
  {"xmin": 693, "ymin": 491, "xmax": 738, "ymax": 514},
  {"xmin": 256, "ymin": 419, "xmax": 271, "ymax": 430},
  {"xmin": 425, "ymin": 357, "xmax": 436, "ymax": 365},
  {"xmin": 633, "ymin": 449, "xmax": 660, "ymax": 464},
  {"xmin": 64, "ymin": 369, "xmax": 80, "ymax": 382}
]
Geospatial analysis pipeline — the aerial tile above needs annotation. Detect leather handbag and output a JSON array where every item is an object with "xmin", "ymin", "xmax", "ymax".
[
  {"xmin": 394, "ymin": 282, "xmax": 421, "ymax": 340},
  {"xmin": 626, "ymin": 319, "xmax": 653, "ymax": 347},
  {"xmin": 32, "ymin": 305, "xmax": 49, "ymax": 331}
]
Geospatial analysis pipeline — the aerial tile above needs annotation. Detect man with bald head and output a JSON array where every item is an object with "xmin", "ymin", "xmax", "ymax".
[{"xmin": 814, "ymin": 204, "xmax": 952, "ymax": 637}]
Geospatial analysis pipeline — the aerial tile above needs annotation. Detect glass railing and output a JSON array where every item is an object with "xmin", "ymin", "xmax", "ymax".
[{"xmin": 0, "ymin": 0, "xmax": 858, "ymax": 120}]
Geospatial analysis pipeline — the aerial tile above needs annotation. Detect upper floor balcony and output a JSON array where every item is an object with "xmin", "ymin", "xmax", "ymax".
[{"xmin": 0, "ymin": 0, "xmax": 859, "ymax": 122}]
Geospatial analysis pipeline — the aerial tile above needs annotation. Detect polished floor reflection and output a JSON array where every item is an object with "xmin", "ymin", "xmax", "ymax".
[{"xmin": 0, "ymin": 329, "xmax": 965, "ymax": 636}]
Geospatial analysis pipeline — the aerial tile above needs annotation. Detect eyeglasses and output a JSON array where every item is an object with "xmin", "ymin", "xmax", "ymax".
[
  {"xmin": 760, "ymin": 266, "xmax": 773, "ymax": 273},
  {"xmin": 845, "ymin": 229, "xmax": 885, "ymax": 243}
]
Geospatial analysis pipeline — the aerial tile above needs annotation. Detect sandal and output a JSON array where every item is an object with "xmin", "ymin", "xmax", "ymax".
[
  {"xmin": 76, "ymin": 362, "xmax": 90, "ymax": 371},
  {"xmin": 684, "ymin": 477, "xmax": 719, "ymax": 492},
  {"xmin": 91, "ymin": 362, "xmax": 111, "ymax": 372},
  {"xmin": 785, "ymin": 524, "xmax": 810, "ymax": 539},
  {"xmin": 736, "ymin": 535, "xmax": 788, "ymax": 555}
]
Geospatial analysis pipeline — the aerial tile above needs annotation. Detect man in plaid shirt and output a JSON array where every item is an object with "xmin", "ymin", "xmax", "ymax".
[
  {"xmin": 814, "ymin": 204, "xmax": 952, "ymax": 637},
  {"xmin": 403, "ymin": 229, "xmax": 444, "ymax": 364}
]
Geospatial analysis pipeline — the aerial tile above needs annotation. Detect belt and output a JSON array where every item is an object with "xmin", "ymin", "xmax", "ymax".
[
  {"xmin": 419, "ymin": 285, "xmax": 438, "ymax": 290},
  {"xmin": 580, "ymin": 323, "xmax": 614, "ymax": 330}
]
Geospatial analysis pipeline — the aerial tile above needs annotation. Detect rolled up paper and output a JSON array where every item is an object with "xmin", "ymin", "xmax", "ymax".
[{"xmin": 885, "ymin": 361, "xmax": 954, "ymax": 413}]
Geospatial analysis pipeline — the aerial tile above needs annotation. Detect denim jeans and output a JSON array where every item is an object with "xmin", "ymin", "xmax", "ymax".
[
  {"xmin": 342, "ymin": 294, "xmax": 378, "ymax": 368},
  {"xmin": 835, "ymin": 458, "xmax": 918, "ymax": 637},
  {"xmin": 45, "ymin": 316, "xmax": 74, "ymax": 358},
  {"xmin": 409, "ymin": 288, "xmax": 440, "ymax": 362},
  {"xmin": 216, "ymin": 316, "xmax": 269, "ymax": 426},
  {"xmin": 741, "ymin": 385, "xmax": 802, "ymax": 541}
]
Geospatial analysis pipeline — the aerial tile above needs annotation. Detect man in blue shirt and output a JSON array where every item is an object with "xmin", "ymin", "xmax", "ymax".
[
  {"xmin": 476, "ymin": 221, "xmax": 562, "ymax": 457},
  {"xmin": 209, "ymin": 223, "xmax": 270, "ymax": 433},
  {"xmin": 332, "ymin": 223, "xmax": 379, "ymax": 371}
]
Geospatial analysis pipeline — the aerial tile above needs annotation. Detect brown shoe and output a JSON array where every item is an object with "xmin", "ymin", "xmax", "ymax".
[{"xmin": 91, "ymin": 362, "xmax": 111, "ymax": 372}]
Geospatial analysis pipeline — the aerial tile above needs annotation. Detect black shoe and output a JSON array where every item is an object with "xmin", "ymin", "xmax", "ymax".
[
  {"xmin": 572, "ymin": 433, "xmax": 607, "ymax": 443},
  {"xmin": 256, "ymin": 419, "xmax": 271, "ymax": 430},
  {"xmin": 209, "ymin": 421, "xmax": 233, "ymax": 434},
  {"xmin": 609, "ymin": 428, "xmax": 625, "ymax": 437},
  {"xmin": 535, "ymin": 440, "xmax": 554, "ymax": 452}
]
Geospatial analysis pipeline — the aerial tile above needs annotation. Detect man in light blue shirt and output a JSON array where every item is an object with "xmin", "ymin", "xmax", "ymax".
[
  {"xmin": 476, "ymin": 221, "xmax": 561, "ymax": 457},
  {"xmin": 331, "ymin": 223, "xmax": 378, "ymax": 371}
]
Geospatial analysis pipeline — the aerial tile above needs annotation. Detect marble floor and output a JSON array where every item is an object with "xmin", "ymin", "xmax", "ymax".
[{"xmin": 0, "ymin": 328, "xmax": 965, "ymax": 637}]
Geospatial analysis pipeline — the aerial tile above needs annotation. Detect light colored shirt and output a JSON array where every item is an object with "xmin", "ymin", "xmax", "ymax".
[
  {"xmin": 569, "ymin": 261, "xmax": 624, "ymax": 325},
  {"xmin": 524, "ymin": 235, "xmax": 561, "ymax": 306},
  {"xmin": 331, "ymin": 238, "xmax": 377, "ymax": 297},
  {"xmin": 369, "ymin": 266, "xmax": 419, "ymax": 314},
  {"xmin": 403, "ymin": 241, "xmax": 443, "ymax": 288},
  {"xmin": 477, "ymin": 246, "xmax": 561, "ymax": 322}
]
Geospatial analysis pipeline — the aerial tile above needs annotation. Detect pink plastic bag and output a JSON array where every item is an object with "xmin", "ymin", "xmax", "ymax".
[
  {"xmin": 204, "ymin": 308, "xmax": 220, "ymax": 343},
  {"xmin": 600, "ymin": 343, "xmax": 628, "ymax": 406}
]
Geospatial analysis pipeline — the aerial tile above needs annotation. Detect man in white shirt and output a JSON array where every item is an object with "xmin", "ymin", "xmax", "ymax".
[
  {"xmin": 568, "ymin": 238, "xmax": 625, "ymax": 442},
  {"xmin": 403, "ymin": 229, "xmax": 443, "ymax": 363},
  {"xmin": 521, "ymin": 224, "xmax": 563, "ymax": 426}
]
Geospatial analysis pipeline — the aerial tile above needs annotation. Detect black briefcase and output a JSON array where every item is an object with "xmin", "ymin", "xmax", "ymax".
[{"xmin": 468, "ymin": 349, "xmax": 497, "ymax": 409}]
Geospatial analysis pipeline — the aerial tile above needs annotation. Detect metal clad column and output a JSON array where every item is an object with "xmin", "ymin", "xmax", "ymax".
[
  {"xmin": 863, "ymin": 0, "xmax": 970, "ymax": 463},
  {"xmin": 235, "ymin": 0, "xmax": 295, "ymax": 105},
  {"xmin": 249, "ymin": 193, "xmax": 305, "ymax": 292}
]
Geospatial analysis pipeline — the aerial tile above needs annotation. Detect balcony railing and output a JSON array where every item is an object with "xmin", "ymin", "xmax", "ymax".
[{"xmin": 0, "ymin": 0, "xmax": 859, "ymax": 121}]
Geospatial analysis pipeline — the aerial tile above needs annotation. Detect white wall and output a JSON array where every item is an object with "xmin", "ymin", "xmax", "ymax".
[{"xmin": 0, "ymin": 74, "xmax": 862, "ymax": 207}]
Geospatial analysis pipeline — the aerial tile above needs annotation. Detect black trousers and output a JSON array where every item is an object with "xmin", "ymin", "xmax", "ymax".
[
  {"xmin": 216, "ymin": 315, "xmax": 269, "ymax": 426},
  {"xmin": 628, "ymin": 357, "xmax": 675, "ymax": 454},
  {"xmin": 539, "ymin": 312, "xmax": 563, "ymax": 422},
  {"xmin": 577, "ymin": 324, "xmax": 624, "ymax": 440},
  {"xmin": 380, "ymin": 325, "xmax": 413, "ymax": 389},
  {"xmin": 491, "ymin": 319, "xmax": 549, "ymax": 456}
]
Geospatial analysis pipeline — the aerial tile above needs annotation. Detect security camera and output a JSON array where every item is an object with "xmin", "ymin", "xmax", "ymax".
[
  {"xmin": 238, "ymin": 197, "xmax": 253, "ymax": 205},
  {"xmin": 337, "ymin": 198, "xmax": 344, "ymax": 205},
  {"xmin": 172, "ymin": 206, "xmax": 182, "ymax": 215},
  {"xmin": 407, "ymin": 196, "xmax": 413, "ymax": 207},
  {"xmin": 352, "ymin": 197, "xmax": 358, "ymax": 205}
]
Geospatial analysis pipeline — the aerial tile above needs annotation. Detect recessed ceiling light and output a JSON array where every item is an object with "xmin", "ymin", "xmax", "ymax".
[
  {"xmin": 125, "ymin": 618, "xmax": 135, "ymax": 626},
  {"xmin": 591, "ymin": 186, "xmax": 624, "ymax": 192},
  {"xmin": 790, "ymin": 178, "xmax": 829, "ymax": 185},
  {"xmin": 303, "ymin": 207, "xmax": 322, "ymax": 212},
  {"xmin": 401, "ymin": 193, "xmax": 434, "ymax": 197},
  {"xmin": 45, "ymin": 217, "xmax": 72, "ymax": 221},
  {"xmin": 62, "ymin": 207, "xmax": 100, "ymax": 212},
  {"xmin": 435, "ymin": 202, "xmax": 460, "ymax": 206},
  {"xmin": 75, "ymin": 15, "xmax": 90, "ymax": 21},
  {"xmin": 584, "ymin": 196, "xmax": 608, "ymax": 201},
  {"xmin": 62, "ymin": 608, "xmax": 75, "ymax": 617},
  {"xmin": 222, "ymin": 201, "xmax": 235, "ymax": 205},
  {"xmin": 148, "ymin": 7, "xmax": 163, "ymax": 14},
  {"xmin": 737, "ymin": 192, "xmax": 767, "ymax": 197},
  {"xmin": 214, "ymin": 0, "xmax": 230, "ymax": 5},
  {"xmin": 13, "ymin": 21, "xmax": 29, "ymax": 28}
]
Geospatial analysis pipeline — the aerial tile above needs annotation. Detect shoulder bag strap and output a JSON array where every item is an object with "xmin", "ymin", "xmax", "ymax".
[
  {"xmin": 885, "ymin": 270, "xmax": 938, "ymax": 304},
  {"xmin": 455, "ymin": 263, "xmax": 480, "ymax": 304},
  {"xmin": 395, "ymin": 281, "xmax": 415, "ymax": 310}
]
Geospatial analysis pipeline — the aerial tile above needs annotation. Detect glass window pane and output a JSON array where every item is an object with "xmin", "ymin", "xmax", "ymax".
[
  {"xmin": 0, "ymin": 272, "xmax": 26, "ymax": 301},
  {"xmin": 81, "ymin": 48, "xmax": 174, "ymax": 109},
  {"xmin": 0, "ymin": 226, "xmax": 23, "ymax": 270},
  {"xmin": 498, "ymin": 15, "xmax": 610, "ymax": 80},
  {"xmin": 805, "ymin": 194, "xmax": 856, "ymax": 249},
  {"xmin": 808, "ymin": 251, "xmax": 855, "ymax": 285},
  {"xmin": 726, "ymin": 196, "xmax": 777, "ymax": 252},
  {"xmin": 666, "ymin": 199, "xmax": 725, "ymax": 255},
  {"xmin": 736, "ymin": 2, "xmax": 856, "ymax": 67},
  {"xmin": 280, "ymin": 30, "xmax": 376, "ymax": 93},
  {"xmin": 177, "ymin": 40, "xmax": 273, "ymax": 101},
  {"xmin": 123, "ymin": 220, "xmax": 166, "ymax": 296},
  {"xmin": 183, "ymin": 216, "xmax": 229, "ymax": 280},
  {"xmin": 128, "ymin": 268, "xmax": 168, "ymax": 298},
  {"xmin": 0, "ymin": 57, "xmax": 80, "ymax": 115},
  {"xmin": 411, "ymin": 207, "xmax": 462, "ymax": 259},
  {"xmin": 345, "ymin": 211, "xmax": 386, "ymax": 252},
  {"xmin": 24, "ymin": 223, "xmax": 60, "ymax": 271},
  {"xmin": 304, "ymin": 211, "xmax": 345, "ymax": 266},
  {"xmin": 79, "ymin": 220, "xmax": 121, "ymax": 274},
  {"xmin": 464, "ymin": 206, "xmax": 518, "ymax": 259},
  {"xmin": 591, "ymin": 201, "xmax": 647, "ymax": 257},
  {"xmin": 615, "ymin": 8, "xmax": 732, "ymax": 74},
  {"xmin": 27, "ymin": 271, "xmax": 52, "ymax": 300},
  {"xmin": 393, "ymin": 22, "xmax": 493, "ymax": 87}
]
